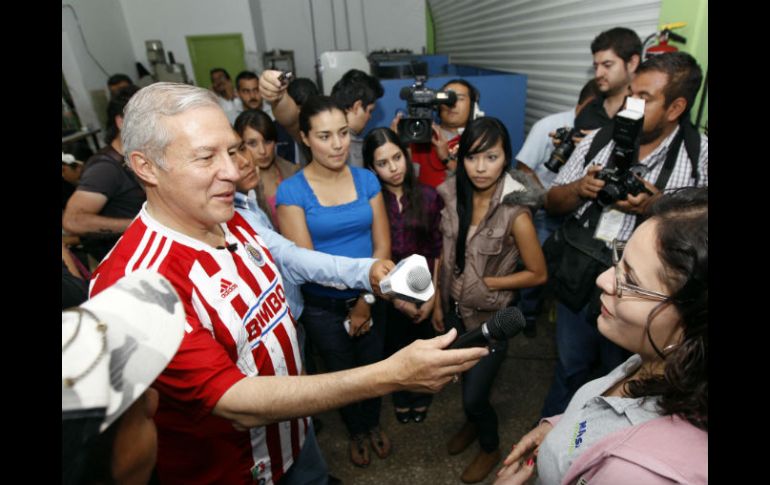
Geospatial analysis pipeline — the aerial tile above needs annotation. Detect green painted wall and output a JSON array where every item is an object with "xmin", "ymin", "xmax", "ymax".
[
  {"xmin": 426, "ymin": 2, "xmax": 435, "ymax": 54},
  {"xmin": 658, "ymin": 0, "xmax": 708, "ymax": 131}
]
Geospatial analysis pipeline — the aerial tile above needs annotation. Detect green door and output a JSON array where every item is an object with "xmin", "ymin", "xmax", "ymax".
[{"xmin": 186, "ymin": 34, "xmax": 247, "ymax": 88}]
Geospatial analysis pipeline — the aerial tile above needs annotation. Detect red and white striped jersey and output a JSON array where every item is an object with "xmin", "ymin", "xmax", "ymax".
[{"xmin": 90, "ymin": 206, "xmax": 307, "ymax": 485}]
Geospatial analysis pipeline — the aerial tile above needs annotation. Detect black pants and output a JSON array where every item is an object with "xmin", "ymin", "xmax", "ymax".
[
  {"xmin": 446, "ymin": 305, "xmax": 507, "ymax": 452},
  {"xmin": 383, "ymin": 300, "xmax": 434, "ymax": 410},
  {"xmin": 300, "ymin": 292, "xmax": 386, "ymax": 437}
]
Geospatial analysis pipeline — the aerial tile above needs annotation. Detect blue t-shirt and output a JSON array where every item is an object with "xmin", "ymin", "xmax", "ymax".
[{"xmin": 276, "ymin": 166, "xmax": 381, "ymax": 298}]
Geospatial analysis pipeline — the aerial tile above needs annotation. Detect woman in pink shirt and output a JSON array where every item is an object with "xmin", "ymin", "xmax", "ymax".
[{"xmin": 496, "ymin": 187, "xmax": 708, "ymax": 485}]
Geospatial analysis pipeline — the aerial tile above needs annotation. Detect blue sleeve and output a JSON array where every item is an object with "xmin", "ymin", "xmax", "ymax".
[
  {"xmin": 256, "ymin": 223, "xmax": 375, "ymax": 290},
  {"xmin": 236, "ymin": 207, "xmax": 274, "ymax": 232},
  {"xmin": 359, "ymin": 168, "xmax": 382, "ymax": 200},
  {"xmin": 275, "ymin": 174, "xmax": 305, "ymax": 207}
]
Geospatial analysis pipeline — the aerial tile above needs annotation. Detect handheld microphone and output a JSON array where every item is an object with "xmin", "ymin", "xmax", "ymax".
[
  {"xmin": 216, "ymin": 243, "xmax": 238, "ymax": 252},
  {"xmin": 449, "ymin": 307, "xmax": 526, "ymax": 349},
  {"xmin": 379, "ymin": 254, "xmax": 434, "ymax": 303}
]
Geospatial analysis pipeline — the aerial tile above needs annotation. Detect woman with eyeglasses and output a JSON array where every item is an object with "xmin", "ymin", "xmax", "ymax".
[{"xmin": 495, "ymin": 187, "xmax": 708, "ymax": 485}]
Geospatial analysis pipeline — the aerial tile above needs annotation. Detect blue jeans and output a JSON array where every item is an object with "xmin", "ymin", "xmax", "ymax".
[
  {"xmin": 518, "ymin": 210, "xmax": 565, "ymax": 322},
  {"xmin": 278, "ymin": 425, "xmax": 328, "ymax": 485},
  {"xmin": 300, "ymin": 292, "xmax": 385, "ymax": 437},
  {"xmin": 540, "ymin": 302, "xmax": 630, "ymax": 417}
]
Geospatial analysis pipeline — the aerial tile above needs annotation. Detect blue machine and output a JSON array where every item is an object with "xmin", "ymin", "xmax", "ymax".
[{"xmin": 365, "ymin": 55, "xmax": 527, "ymax": 155}]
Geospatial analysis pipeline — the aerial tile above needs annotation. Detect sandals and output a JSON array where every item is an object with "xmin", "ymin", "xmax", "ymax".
[
  {"xmin": 368, "ymin": 426, "xmax": 392, "ymax": 459},
  {"xmin": 349, "ymin": 433, "xmax": 370, "ymax": 468}
]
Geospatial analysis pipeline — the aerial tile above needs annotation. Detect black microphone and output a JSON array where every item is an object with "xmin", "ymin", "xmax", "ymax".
[
  {"xmin": 449, "ymin": 307, "xmax": 526, "ymax": 349},
  {"xmin": 216, "ymin": 243, "xmax": 238, "ymax": 252}
]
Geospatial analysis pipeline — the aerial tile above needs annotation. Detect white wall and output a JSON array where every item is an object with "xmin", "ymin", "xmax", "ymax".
[
  {"xmin": 62, "ymin": 0, "xmax": 426, "ymax": 129},
  {"xmin": 260, "ymin": 0, "xmax": 426, "ymax": 79},
  {"xmin": 62, "ymin": 0, "xmax": 137, "ymax": 130},
  {"xmin": 118, "ymin": 0, "xmax": 261, "ymax": 86}
]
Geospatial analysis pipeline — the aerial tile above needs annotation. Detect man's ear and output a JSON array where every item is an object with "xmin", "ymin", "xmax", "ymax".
[
  {"xmin": 627, "ymin": 54, "xmax": 641, "ymax": 74},
  {"xmin": 116, "ymin": 115, "xmax": 124, "ymax": 131},
  {"xmin": 665, "ymin": 97, "xmax": 688, "ymax": 123},
  {"xmin": 351, "ymin": 99, "xmax": 364, "ymax": 114},
  {"xmin": 129, "ymin": 151, "xmax": 159, "ymax": 186}
]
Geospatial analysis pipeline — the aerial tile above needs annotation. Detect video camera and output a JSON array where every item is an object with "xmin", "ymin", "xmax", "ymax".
[
  {"xmin": 595, "ymin": 97, "xmax": 653, "ymax": 207},
  {"xmin": 544, "ymin": 127, "xmax": 582, "ymax": 173},
  {"xmin": 397, "ymin": 76, "xmax": 457, "ymax": 144}
]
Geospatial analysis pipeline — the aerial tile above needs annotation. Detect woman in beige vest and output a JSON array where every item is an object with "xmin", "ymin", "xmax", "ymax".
[{"xmin": 433, "ymin": 117, "xmax": 547, "ymax": 484}]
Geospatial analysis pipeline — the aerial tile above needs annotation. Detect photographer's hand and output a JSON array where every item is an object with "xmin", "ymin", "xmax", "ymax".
[
  {"xmin": 575, "ymin": 165, "xmax": 605, "ymax": 200},
  {"xmin": 572, "ymin": 129, "xmax": 595, "ymax": 146},
  {"xmin": 432, "ymin": 124, "xmax": 450, "ymax": 161},
  {"xmin": 390, "ymin": 113, "xmax": 402, "ymax": 134},
  {"xmin": 259, "ymin": 70, "xmax": 288, "ymax": 103},
  {"xmin": 614, "ymin": 177, "xmax": 659, "ymax": 214}
]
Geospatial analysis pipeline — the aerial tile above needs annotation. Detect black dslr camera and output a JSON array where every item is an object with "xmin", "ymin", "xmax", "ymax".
[
  {"xmin": 397, "ymin": 76, "xmax": 457, "ymax": 144},
  {"xmin": 544, "ymin": 127, "xmax": 581, "ymax": 173},
  {"xmin": 595, "ymin": 99, "xmax": 653, "ymax": 207}
]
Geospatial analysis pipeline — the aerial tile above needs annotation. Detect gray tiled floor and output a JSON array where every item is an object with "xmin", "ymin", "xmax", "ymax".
[{"xmin": 314, "ymin": 308, "xmax": 558, "ymax": 484}]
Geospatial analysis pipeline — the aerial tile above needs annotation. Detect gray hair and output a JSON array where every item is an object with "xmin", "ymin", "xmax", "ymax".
[{"xmin": 121, "ymin": 82, "xmax": 220, "ymax": 168}]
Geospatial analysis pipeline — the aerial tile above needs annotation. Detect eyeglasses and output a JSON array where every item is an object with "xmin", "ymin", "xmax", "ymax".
[{"xmin": 611, "ymin": 239, "xmax": 669, "ymax": 302}]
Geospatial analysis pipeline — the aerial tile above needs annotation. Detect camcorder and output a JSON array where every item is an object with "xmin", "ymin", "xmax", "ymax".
[
  {"xmin": 595, "ymin": 97, "xmax": 653, "ymax": 207},
  {"xmin": 397, "ymin": 76, "xmax": 457, "ymax": 144},
  {"xmin": 544, "ymin": 127, "xmax": 582, "ymax": 173}
]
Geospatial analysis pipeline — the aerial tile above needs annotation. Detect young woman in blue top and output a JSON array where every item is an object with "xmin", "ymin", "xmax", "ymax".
[
  {"xmin": 363, "ymin": 127, "xmax": 443, "ymax": 425},
  {"xmin": 276, "ymin": 96, "xmax": 392, "ymax": 468}
]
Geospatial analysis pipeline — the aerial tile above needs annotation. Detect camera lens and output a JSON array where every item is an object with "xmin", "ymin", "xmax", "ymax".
[
  {"xmin": 597, "ymin": 185, "xmax": 623, "ymax": 207},
  {"xmin": 407, "ymin": 119, "xmax": 430, "ymax": 141}
]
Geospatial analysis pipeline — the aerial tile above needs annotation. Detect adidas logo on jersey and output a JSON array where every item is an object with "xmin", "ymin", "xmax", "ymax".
[{"xmin": 220, "ymin": 278, "xmax": 238, "ymax": 298}]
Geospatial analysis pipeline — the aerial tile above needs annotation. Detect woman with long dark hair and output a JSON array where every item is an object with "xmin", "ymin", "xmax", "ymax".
[
  {"xmin": 433, "ymin": 117, "xmax": 547, "ymax": 483},
  {"xmin": 234, "ymin": 109, "xmax": 299, "ymax": 231},
  {"xmin": 496, "ymin": 187, "xmax": 708, "ymax": 484},
  {"xmin": 276, "ymin": 96, "xmax": 392, "ymax": 468},
  {"xmin": 363, "ymin": 127, "xmax": 443, "ymax": 424}
]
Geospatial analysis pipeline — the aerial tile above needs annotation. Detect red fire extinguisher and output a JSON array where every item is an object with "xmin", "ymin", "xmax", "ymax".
[{"xmin": 643, "ymin": 22, "xmax": 687, "ymax": 60}]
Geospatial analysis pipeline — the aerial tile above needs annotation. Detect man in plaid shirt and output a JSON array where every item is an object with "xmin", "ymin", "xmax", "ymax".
[{"xmin": 540, "ymin": 52, "xmax": 708, "ymax": 418}]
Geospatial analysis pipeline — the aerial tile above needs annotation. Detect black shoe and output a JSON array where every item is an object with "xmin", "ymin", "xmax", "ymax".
[
  {"xmin": 328, "ymin": 474, "xmax": 343, "ymax": 485},
  {"xmin": 411, "ymin": 407, "xmax": 428, "ymax": 423},
  {"xmin": 523, "ymin": 320, "xmax": 537, "ymax": 338},
  {"xmin": 395, "ymin": 408, "xmax": 411, "ymax": 424}
]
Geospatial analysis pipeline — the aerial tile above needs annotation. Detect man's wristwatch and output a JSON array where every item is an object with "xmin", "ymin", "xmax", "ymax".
[{"xmin": 362, "ymin": 292, "xmax": 376, "ymax": 305}]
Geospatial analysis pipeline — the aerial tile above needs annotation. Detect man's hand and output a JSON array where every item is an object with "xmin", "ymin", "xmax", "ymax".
[
  {"xmin": 369, "ymin": 259, "xmax": 395, "ymax": 297},
  {"xmin": 576, "ymin": 165, "xmax": 605, "ymax": 200},
  {"xmin": 259, "ymin": 70, "xmax": 287, "ymax": 104},
  {"xmin": 390, "ymin": 112, "xmax": 402, "ymax": 134},
  {"xmin": 386, "ymin": 328, "xmax": 488, "ymax": 393},
  {"xmin": 431, "ymin": 123, "xmax": 450, "ymax": 161},
  {"xmin": 613, "ymin": 176, "xmax": 659, "ymax": 214}
]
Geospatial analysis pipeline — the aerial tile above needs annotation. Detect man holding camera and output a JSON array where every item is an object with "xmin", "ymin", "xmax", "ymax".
[{"xmin": 540, "ymin": 52, "xmax": 708, "ymax": 418}]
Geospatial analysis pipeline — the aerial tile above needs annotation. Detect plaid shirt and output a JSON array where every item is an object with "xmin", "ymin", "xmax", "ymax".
[
  {"xmin": 382, "ymin": 184, "xmax": 443, "ymax": 273},
  {"xmin": 553, "ymin": 125, "xmax": 708, "ymax": 242}
]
